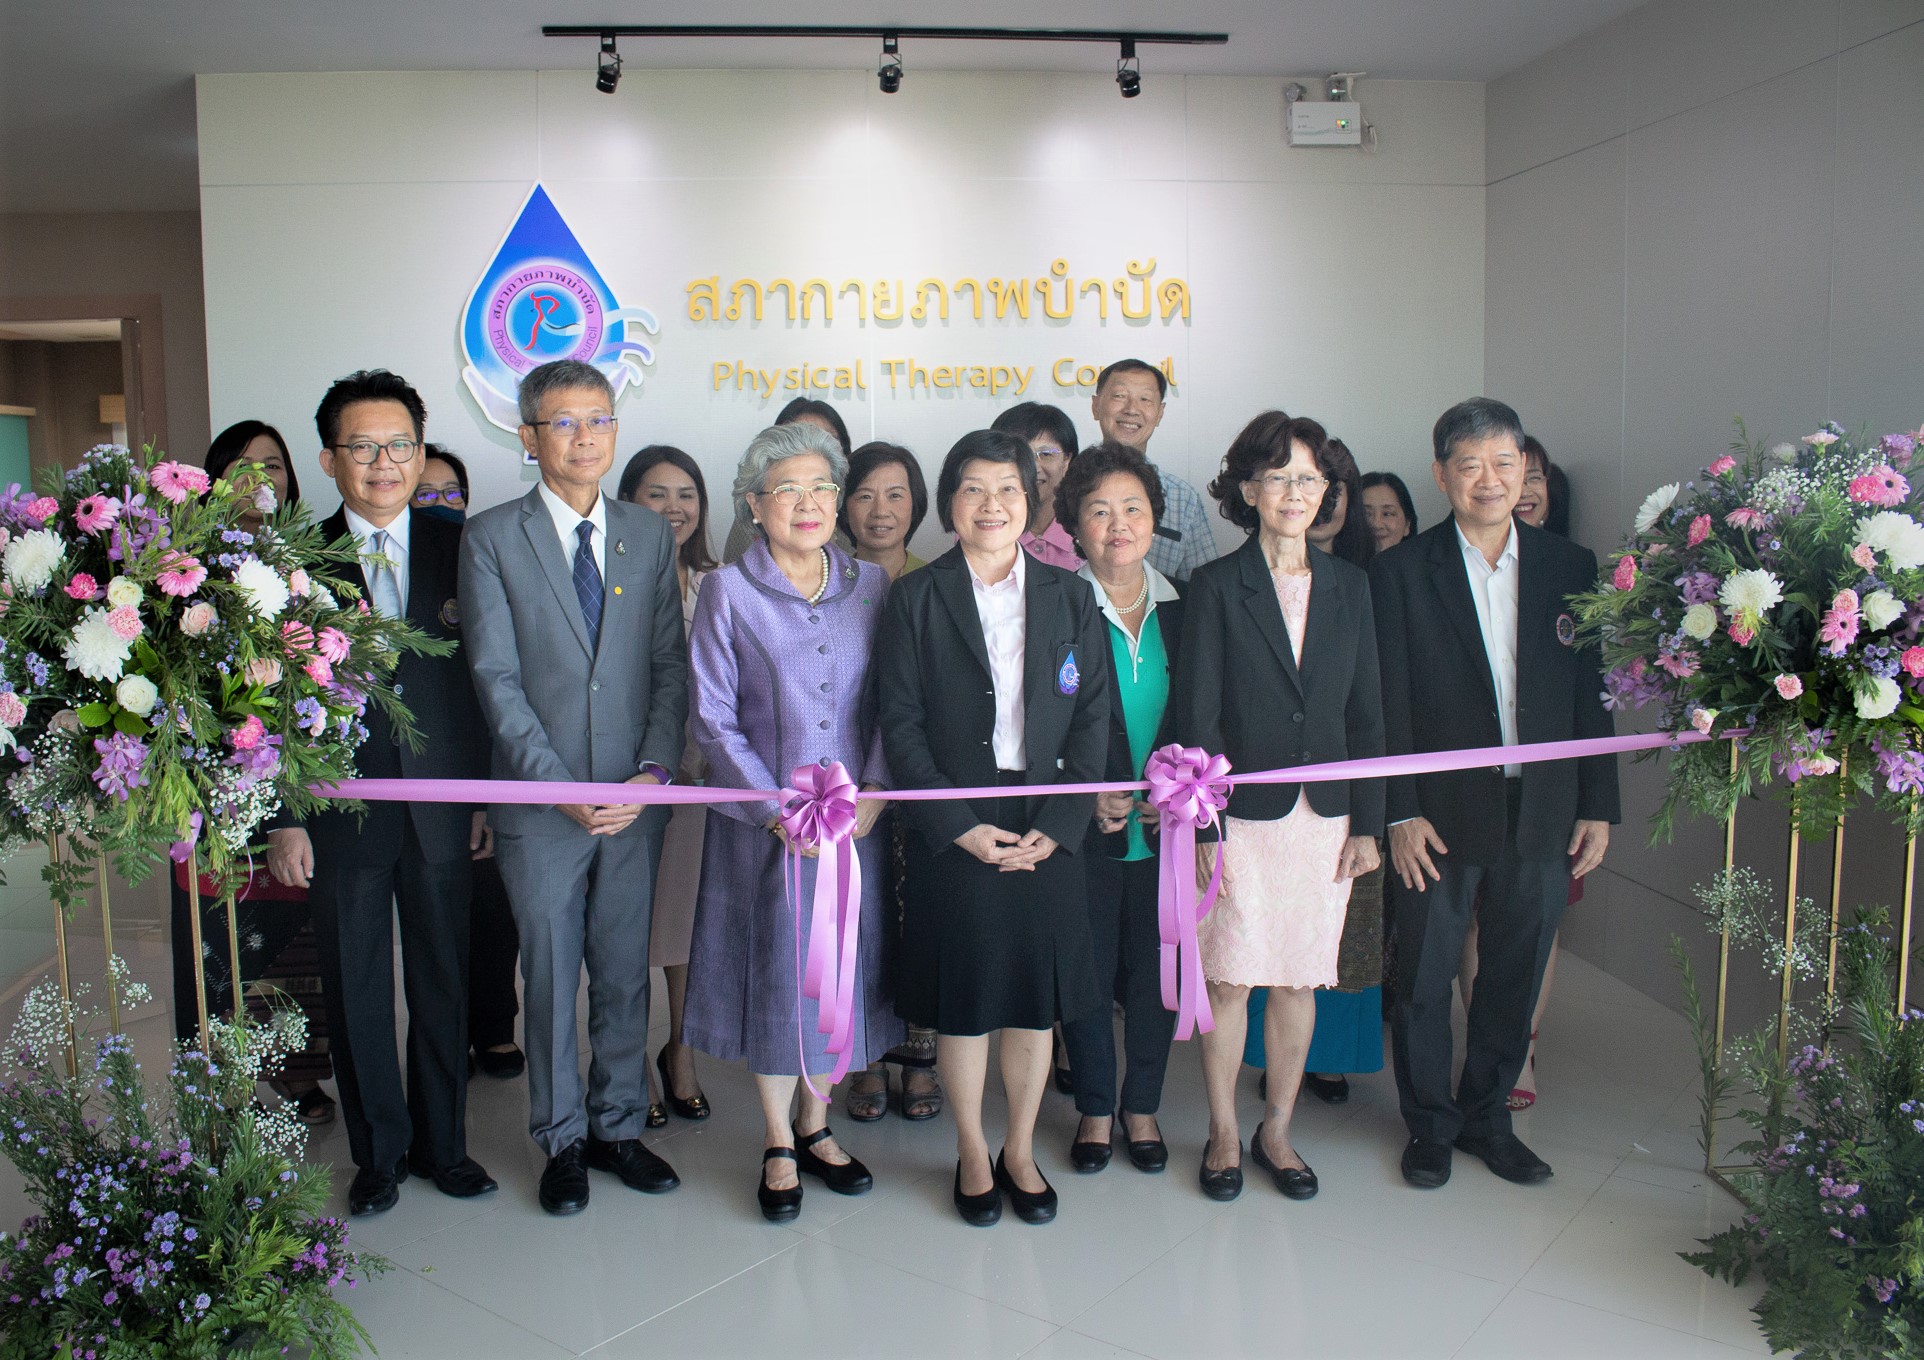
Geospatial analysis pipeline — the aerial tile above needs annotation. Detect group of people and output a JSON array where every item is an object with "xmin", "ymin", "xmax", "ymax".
[{"xmin": 177, "ymin": 354, "xmax": 1618, "ymax": 1229}]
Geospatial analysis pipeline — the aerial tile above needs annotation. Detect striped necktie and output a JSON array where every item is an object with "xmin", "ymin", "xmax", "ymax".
[{"xmin": 573, "ymin": 519, "xmax": 603, "ymax": 653}]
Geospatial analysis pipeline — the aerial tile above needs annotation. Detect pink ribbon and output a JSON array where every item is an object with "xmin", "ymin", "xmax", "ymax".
[
  {"xmin": 777, "ymin": 761, "xmax": 863, "ymax": 1098},
  {"xmin": 1144, "ymin": 745, "xmax": 1233, "ymax": 1040}
]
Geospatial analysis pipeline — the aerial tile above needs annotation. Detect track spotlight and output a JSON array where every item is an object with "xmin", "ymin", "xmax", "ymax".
[
  {"xmin": 595, "ymin": 34, "xmax": 622, "ymax": 93},
  {"xmin": 877, "ymin": 33, "xmax": 903, "ymax": 94},
  {"xmin": 1115, "ymin": 39, "xmax": 1141, "ymax": 98}
]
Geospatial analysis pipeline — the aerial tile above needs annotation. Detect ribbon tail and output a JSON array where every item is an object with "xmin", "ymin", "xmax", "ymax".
[
  {"xmin": 1158, "ymin": 828, "xmax": 1183, "ymax": 1014},
  {"xmin": 789, "ymin": 845, "xmax": 827, "ymax": 1101},
  {"xmin": 825, "ymin": 841, "xmax": 861, "ymax": 1085},
  {"xmin": 802, "ymin": 840, "xmax": 836, "ymax": 1022}
]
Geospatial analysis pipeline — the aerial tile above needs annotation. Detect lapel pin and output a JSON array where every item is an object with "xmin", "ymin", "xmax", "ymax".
[
  {"xmin": 613, "ymin": 585, "xmax": 623, "ymax": 596},
  {"xmin": 614, "ymin": 539, "xmax": 627, "ymax": 556}
]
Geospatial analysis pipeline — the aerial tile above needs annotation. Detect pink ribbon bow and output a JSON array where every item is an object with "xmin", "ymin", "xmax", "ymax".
[
  {"xmin": 778, "ymin": 761, "xmax": 864, "ymax": 1096},
  {"xmin": 1145, "ymin": 744, "xmax": 1232, "ymax": 1040}
]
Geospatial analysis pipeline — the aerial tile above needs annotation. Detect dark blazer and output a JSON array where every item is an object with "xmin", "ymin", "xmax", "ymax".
[
  {"xmin": 878, "ymin": 545, "xmax": 1111, "ymax": 853},
  {"xmin": 1172, "ymin": 536, "xmax": 1385, "ymax": 837},
  {"xmin": 1089, "ymin": 586, "xmax": 1184, "ymax": 859},
  {"xmin": 1369, "ymin": 518, "xmax": 1621, "ymax": 864},
  {"xmin": 300, "ymin": 508, "xmax": 489, "ymax": 864}
]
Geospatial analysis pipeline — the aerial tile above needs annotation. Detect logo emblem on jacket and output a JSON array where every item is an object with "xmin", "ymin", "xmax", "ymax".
[
  {"xmin": 1555, "ymin": 612, "xmax": 1576, "ymax": 647},
  {"xmin": 440, "ymin": 598, "xmax": 462, "ymax": 629},
  {"xmin": 1057, "ymin": 651, "xmax": 1080, "ymax": 696}
]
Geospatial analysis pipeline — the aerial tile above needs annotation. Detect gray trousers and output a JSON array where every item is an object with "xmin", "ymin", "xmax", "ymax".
[{"xmin": 496, "ymin": 827, "xmax": 659, "ymax": 1155}]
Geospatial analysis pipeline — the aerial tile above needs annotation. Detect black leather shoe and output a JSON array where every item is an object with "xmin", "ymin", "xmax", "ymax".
[
  {"xmin": 954, "ymin": 1161, "xmax": 1002, "ymax": 1226},
  {"xmin": 540, "ymin": 1141, "xmax": 590, "ymax": 1215},
  {"xmin": 1401, "ymin": 1136, "xmax": 1453, "ymax": 1189},
  {"xmin": 1302, "ymin": 1072, "xmax": 1350, "ymax": 1104},
  {"xmin": 474, "ymin": 1044, "xmax": 525, "ymax": 1079},
  {"xmin": 1250, "ymin": 1126, "xmax": 1317, "ymax": 1200},
  {"xmin": 585, "ymin": 1134, "xmax": 681, "ymax": 1194},
  {"xmin": 1455, "ymin": 1130, "xmax": 1553, "ymax": 1184},
  {"xmin": 1198, "ymin": 1139, "xmax": 1243, "ymax": 1202},
  {"xmin": 656, "ymin": 1046, "xmax": 710, "ymax": 1121},
  {"xmin": 994, "ymin": 1151, "xmax": 1057, "ymax": 1224},
  {"xmin": 348, "ymin": 1156, "xmax": 407, "ymax": 1216},
  {"xmin": 792, "ymin": 1126, "xmax": 873, "ymax": 1194},
  {"xmin": 1069, "ymin": 1115, "xmax": 1114, "ymax": 1173},
  {"xmin": 407, "ymin": 1153, "xmax": 498, "ymax": 1199},
  {"xmin": 759, "ymin": 1148, "xmax": 803, "ymax": 1222},
  {"xmin": 1122, "ymin": 1114, "xmax": 1168, "ymax": 1173}
]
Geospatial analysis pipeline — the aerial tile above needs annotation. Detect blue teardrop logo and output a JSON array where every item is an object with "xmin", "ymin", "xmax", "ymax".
[
  {"xmin": 1057, "ymin": 651, "xmax": 1080, "ymax": 696},
  {"xmin": 459, "ymin": 183, "xmax": 659, "ymax": 438}
]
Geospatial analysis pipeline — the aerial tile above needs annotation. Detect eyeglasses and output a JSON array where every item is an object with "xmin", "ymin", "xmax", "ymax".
[
  {"xmin": 332, "ymin": 439, "xmax": 419, "ymax": 465},
  {"xmin": 954, "ymin": 486, "xmax": 1029, "ymax": 505},
  {"xmin": 413, "ymin": 484, "xmax": 467, "ymax": 508},
  {"xmin": 1251, "ymin": 473, "xmax": 1328, "ymax": 494},
  {"xmin": 530, "ymin": 415, "xmax": 617, "ymax": 436},
  {"xmin": 758, "ymin": 481, "xmax": 841, "ymax": 506}
]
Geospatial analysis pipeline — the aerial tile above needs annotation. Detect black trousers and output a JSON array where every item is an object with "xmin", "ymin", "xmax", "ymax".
[
  {"xmin": 1061, "ymin": 853, "xmax": 1176, "ymax": 1118},
  {"xmin": 467, "ymin": 856, "xmax": 521, "ymax": 1050},
  {"xmin": 310, "ymin": 819, "xmax": 473, "ymax": 1173},
  {"xmin": 1390, "ymin": 786, "xmax": 1568, "ymax": 1143}
]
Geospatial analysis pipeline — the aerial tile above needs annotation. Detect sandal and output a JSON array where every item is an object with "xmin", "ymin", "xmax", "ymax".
[
  {"xmin": 845, "ymin": 1067, "xmax": 889, "ymax": 1123},
  {"xmin": 1507, "ymin": 1031, "xmax": 1538, "ymax": 1111},
  {"xmin": 898, "ymin": 1065, "xmax": 944, "ymax": 1121},
  {"xmin": 280, "ymin": 1084, "xmax": 335, "ymax": 1126}
]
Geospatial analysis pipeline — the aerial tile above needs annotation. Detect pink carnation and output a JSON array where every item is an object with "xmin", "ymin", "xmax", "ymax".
[
  {"xmin": 316, "ymin": 627, "xmax": 352, "ymax": 664},
  {"xmin": 23, "ymin": 497, "xmax": 58, "ymax": 526},
  {"xmin": 1774, "ymin": 673, "xmax": 1804, "ymax": 700},
  {"xmin": 228, "ymin": 714, "xmax": 265, "ymax": 751},
  {"xmin": 63, "ymin": 573, "xmax": 98, "ymax": 601},
  {"xmin": 1707, "ymin": 455, "xmax": 1736, "ymax": 477},
  {"xmin": 1804, "ymin": 431, "xmax": 1840, "ymax": 448},
  {"xmin": 287, "ymin": 568, "xmax": 311, "ymax": 597},
  {"xmin": 1819, "ymin": 589, "xmax": 1862, "ymax": 655},
  {"xmin": 1725, "ymin": 508, "xmax": 1767, "ymax": 531},
  {"xmin": 147, "ymin": 461, "xmax": 211, "ymax": 505},
  {"xmin": 106, "ymin": 605, "xmax": 143, "ymax": 641},
  {"xmin": 155, "ymin": 551, "xmax": 207, "ymax": 598},
  {"xmin": 1848, "ymin": 465, "xmax": 1910, "ymax": 508},
  {"xmin": 245, "ymin": 657, "xmax": 282, "ymax": 687},
  {"xmin": 0, "ymin": 692, "xmax": 25, "ymax": 728},
  {"xmin": 74, "ymin": 495, "xmax": 121, "ymax": 533},
  {"xmin": 303, "ymin": 655, "xmax": 334, "ymax": 687},
  {"xmin": 1612, "ymin": 555, "xmax": 1637, "ymax": 591},
  {"xmin": 179, "ymin": 601, "xmax": 217, "ymax": 636},
  {"xmin": 1729, "ymin": 621, "xmax": 1757, "ymax": 646},
  {"xmin": 280, "ymin": 620, "xmax": 315, "ymax": 653},
  {"xmin": 1904, "ymin": 647, "xmax": 1924, "ymax": 679},
  {"xmin": 1690, "ymin": 708, "xmax": 1716, "ymax": 734},
  {"xmin": 1686, "ymin": 514, "xmax": 1712, "ymax": 547},
  {"xmin": 1852, "ymin": 543, "xmax": 1877, "ymax": 571}
]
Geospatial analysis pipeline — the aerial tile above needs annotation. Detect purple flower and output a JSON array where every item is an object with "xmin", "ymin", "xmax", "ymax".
[
  {"xmin": 167, "ymin": 811, "xmax": 203, "ymax": 863},
  {"xmin": 227, "ymin": 732, "xmax": 282, "ymax": 786},
  {"xmin": 1874, "ymin": 740, "xmax": 1924, "ymax": 796},
  {"xmin": 90, "ymin": 732, "xmax": 150, "ymax": 802},
  {"xmin": 1675, "ymin": 571, "xmax": 1721, "ymax": 606}
]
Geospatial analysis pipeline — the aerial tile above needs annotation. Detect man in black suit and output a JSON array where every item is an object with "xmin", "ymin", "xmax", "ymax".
[
  {"xmin": 1370, "ymin": 397, "xmax": 1618, "ymax": 1190},
  {"xmin": 266, "ymin": 369, "xmax": 496, "ymax": 1215}
]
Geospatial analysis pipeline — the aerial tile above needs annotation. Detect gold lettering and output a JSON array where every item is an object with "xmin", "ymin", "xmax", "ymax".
[
  {"xmin": 1035, "ymin": 259, "xmax": 1074, "ymax": 320},
  {"xmin": 688, "ymin": 277, "xmax": 722, "ymax": 321}
]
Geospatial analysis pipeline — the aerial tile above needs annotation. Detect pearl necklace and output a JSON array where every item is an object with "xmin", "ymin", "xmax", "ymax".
[
  {"xmin": 806, "ymin": 547, "xmax": 831, "ymax": 605},
  {"xmin": 1106, "ymin": 571, "xmax": 1150, "ymax": 615}
]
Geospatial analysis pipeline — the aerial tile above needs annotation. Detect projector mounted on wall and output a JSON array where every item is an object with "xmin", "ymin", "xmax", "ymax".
[{"xmin": 1284, "ymin": 73, "xmax": 1373, "ymax": 149}]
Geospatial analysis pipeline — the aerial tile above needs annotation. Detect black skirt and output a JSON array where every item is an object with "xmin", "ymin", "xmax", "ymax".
[{"xmin": 895, "ymin": 789, "xmax": 1102, "ymax": 1036}]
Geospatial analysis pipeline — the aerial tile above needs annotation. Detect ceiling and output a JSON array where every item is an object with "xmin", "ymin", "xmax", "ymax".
[{"xmin": 0, "ymin": 0, "xmax": 1643, "ymax": 215}]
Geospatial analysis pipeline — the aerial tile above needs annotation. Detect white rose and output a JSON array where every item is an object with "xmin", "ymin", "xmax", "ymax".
[
  {"xmin": 1863, "ymin": 590, "xmax": 1905, "ymax": 632},
  {"xmin": 1857, "ymin": 675, "xmax": 1901, "ymax": 720},
  {"xmin": 1681, "ymin": 603, "xmax": 1718, "ymax": 641},
  {"xmin": 2, "ymin": 529, "xmax": 64, "ymax": 591},
  {"xmin": 114, "ymin": 674, "xmax": 159, "ymax": 716},
  {"xmin": 105, "ymin": 576, "xmax": 142, "ymax": 608},
  {"xmin": 1634, "ymin": 483, "xmax": 1681, "ymax": 534}
]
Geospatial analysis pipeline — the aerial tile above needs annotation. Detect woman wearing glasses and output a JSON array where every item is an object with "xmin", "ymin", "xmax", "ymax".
[
  {"xmin": 878, "ymin": 429, "xmax": 1111, "ymax": 1227},
  {"xmin": 682, "ymin": 422, "xmax": 901, "ymax": 1222},
  {"xmin": 1173, "ymin": 411, "xmax": 1385, "ymax": 1203}
]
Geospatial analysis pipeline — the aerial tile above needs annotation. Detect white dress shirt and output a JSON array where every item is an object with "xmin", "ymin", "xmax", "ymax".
[
  {"xmin": 344, "ymin": 506, "xmax": 411, "ymax": 614},
  {"xmin": 537, "ymin": 479, "xmax": 607, "ymax": 577},
  {"xmin": 1456, "ymin": 519, "xmax": 1521, "ymax": 776},
  {"xmin": 969, "ymin": 549, "xmax": 1028, "ymax": 771}
]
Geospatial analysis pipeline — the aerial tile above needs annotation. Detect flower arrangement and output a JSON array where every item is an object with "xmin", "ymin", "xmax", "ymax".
[
  {"xmin": 0, "ymin": 443, "xmax": 448, "ymax": 893},
  {"xmin": 1572, "ymin": 421, "xmax": 1924, "ymax": 836},
  {"xmin": 0, "ymin": 965, "xmax": 384, "ymax": 1357}
]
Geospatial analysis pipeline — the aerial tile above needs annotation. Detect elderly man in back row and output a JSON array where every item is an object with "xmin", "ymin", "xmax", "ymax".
[
  {"xmin": 460, "ymin": 358, "xmax": 688, "ymax": 1215},
  {"xmin": 1087, "ymin": 359, "xmax": 1218, "ymax": 583}
]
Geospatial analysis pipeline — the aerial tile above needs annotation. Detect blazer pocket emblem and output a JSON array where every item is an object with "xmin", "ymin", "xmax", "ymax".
[
  {"xmin": 1056, "ymin": 646, "xmax": 1080, "ymax": 696},
  {"xmin": 439, "ymin": 598, "xmax": 462, "ymax": 628},
  {"xmin": 1555, "ymin": 612, "xmax": 1576, "ymax": 647}
]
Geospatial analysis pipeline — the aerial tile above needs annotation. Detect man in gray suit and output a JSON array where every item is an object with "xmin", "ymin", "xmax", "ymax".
[{"xmin": 460, "ymin": 358, "xmax": 688, "ymax": 1215}]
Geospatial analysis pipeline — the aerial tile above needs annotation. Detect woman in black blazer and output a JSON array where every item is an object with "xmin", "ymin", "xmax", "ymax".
[
  {"xmin": 1172, "ymin": 411, "xmax": 1386, "ymax": 1204},
  {"xmin": 1048, "ymin": 442, "xmax": 1186, "ymax": 1178},
  {"xmin": 878, "ymin": 429, "xmax": 1111, "ymax": 1227}
]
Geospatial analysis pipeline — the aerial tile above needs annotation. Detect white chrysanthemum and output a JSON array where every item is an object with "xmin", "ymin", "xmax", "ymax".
[
  {"xmin": 230, "ymin": 556, "xmax": 290, "ymax": 618},
  {"xmin": 1855, "ymin": 511, "xmax": 1924, "ymax": 570},
  {"xmin": 2, "ymin": 529, "xmax": 64, "ymax": 591},
  {"xmin": 1634, "ymin": 483, "xmax": 1680, "ymax": 534},
  {"xmin": 1718, "ymin": 569, "xmax": 1784, "ymax": 621},
  {"xmin": 62, "ymin": 606, "xmax": 132, "ymax": 682},
  {"xmin": 1863, "ymin": 589, "xmax": 1905, "ymax": 632},
  {"xmin": 1858, "ymin": 675, "xmax": 1901, "ymax": 720},
  {"xmin": 114, "ymin": 674, "xmax": 158, "ymax": 716},
  {"xmin": 1681, "ymin": 603, "xmax": 1718, "ymax": 641}
]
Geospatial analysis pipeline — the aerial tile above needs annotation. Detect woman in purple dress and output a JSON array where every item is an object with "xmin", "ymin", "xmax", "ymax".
[{"xmin": 683, "ymin": 421, "xmax": 903, "ymax": 1223}]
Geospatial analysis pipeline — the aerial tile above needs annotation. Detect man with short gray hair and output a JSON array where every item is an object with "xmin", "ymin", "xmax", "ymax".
[{"xmin": 460, "ymin": 358, "xmax": 688, "ymax": 1215}]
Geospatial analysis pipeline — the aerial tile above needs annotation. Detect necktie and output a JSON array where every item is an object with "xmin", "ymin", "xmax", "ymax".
[
  {"xmin": 573, "ymin": 519, "xmax": 603, "ymax": 653},
  {"xmin": 368, "ymin": 529, "xmax": 403, "ymax": 619}
]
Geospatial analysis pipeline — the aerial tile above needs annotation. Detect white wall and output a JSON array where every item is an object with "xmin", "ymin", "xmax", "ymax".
[
  {"xmin": 1484, "ymin": 1, "xmax": 1924, "ymax": 1014},
  {"xmin": 196, "ymin": 70, "xmax": 1484, "ymax": 550}
]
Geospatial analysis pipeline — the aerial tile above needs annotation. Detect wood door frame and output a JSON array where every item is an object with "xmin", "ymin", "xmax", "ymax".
[{"xmin": 0, "ymin": 294, "xmax": 167, "ymax": 458}]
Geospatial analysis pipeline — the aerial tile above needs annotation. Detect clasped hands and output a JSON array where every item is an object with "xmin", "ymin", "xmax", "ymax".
[
  {"xmin": 557, "ymin": 770, "xmax": 662, "ymax": 837},
  {"xmin": 1094, "ymin": 790, "xmax": 1160, "ymax": 838},
  {"xmin": 954, "ymin": 823, "xmax": 1058, "ymax": 872}
]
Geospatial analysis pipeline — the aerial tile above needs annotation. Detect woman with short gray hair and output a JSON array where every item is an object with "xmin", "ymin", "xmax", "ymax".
[{"xmin": 682, "ymin": 422, "xmax": 900, "ymax": 1222}]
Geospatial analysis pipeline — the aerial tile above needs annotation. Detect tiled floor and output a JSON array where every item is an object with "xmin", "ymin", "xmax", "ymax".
[{"xmin": 0, "ymin": 880, "xmax": 1771, "ymax": 1360}]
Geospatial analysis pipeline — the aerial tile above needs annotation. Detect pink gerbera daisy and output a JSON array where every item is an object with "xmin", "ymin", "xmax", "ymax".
[
  {"xmin": 147, "ymin": 461, "xmax": 212, "ymax": 505},
  {"xmin": 155, "ymin": 551, "xmax": 207, "ymax": 598},
  {"xmin": 1725, "ymin": 508, "xmax": 1767, "ymax": 531},
  {"xmin": 316, "ymin": 626, "xmax": 352, "ymax": 664},
  {"xmin": 1848, "ymin": 465, "xmax": 1910, "ymax": 508},
  {"xmin": 74, "ymin": 494, "xmax": 121, "ymax": 533}
]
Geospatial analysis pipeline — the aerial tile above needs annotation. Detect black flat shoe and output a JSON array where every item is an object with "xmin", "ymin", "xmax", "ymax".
[
  {"xmin": 1302, "ymin": 1072, "xmax": 1349, "ymax": 1105},
  {"xmin": 1123, "ymin": 1115, "xmax": 1168, "ymax": 1173},
  {"xmin": 994, "ymin": 1151, "xmax": 1057, "ymax": 1224},
  {"xmin": 1454, "ymin": 1130, "xmax": 1553, "ymax": 1184},
  {"xmin": 645, "ymin": 1102, "xmax": 668, "ymax": 1129},
  {"xmin": 1401, "ymin": 1136, "xmax": 1453, "ymax": 1189},
  {"xmin": 474, "ymin": 1044, "xmax": 525, "ymax": 1079},
  {"xmin": 953, "ymin": 1162, "xmax": 1002, "ymax": 1226},
  {"xmin": 407, "ymin": 1153, "xmax": 498, "ymax": 1199},
  {"xmin": 1250, "ymin": 1125, "xmax": 1317, "ymax": 1200},
  {"xmin": 792, "ymin": 1125, "xmax": 873, "ymax": 1194},
  {"xmin": 1069, "ymin": 1115, "xmax": 1114, "ymax": 1173},
  {"xmin": 585, "ymin": 1134, "xmax": 681, "ymax": 1194},
  {"xmin": 656, "ymin": 1045, "xmax": 710, "ymax": 1121},
  {"xmin": 1198, "ymin": 1138, "xmax": 1243, "ymax": 1202},
  {"xmin": 540, "ymin": 1140, "xmax": 590, "ymax": 1215},
  {"xmin": 348, "ymin": 1155, "xmax": 407, "ymax": 1216},
  {"xmin": 759, "ymin": 1148, "xmax": 803, "ymax": 1222}
]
